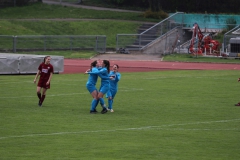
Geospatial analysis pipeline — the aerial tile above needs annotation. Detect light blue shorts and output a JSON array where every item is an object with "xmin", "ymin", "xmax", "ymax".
[
  {"xmin": 99, "ymin": 85, "xmax": 110, "ymax": 95},
  {"xmin": 106, "ymin": 90, "xmax": 117, "ymax": 99},
  {"xmin": 86, "ymin": 84, "xmax": 97, "ymax": 94}
]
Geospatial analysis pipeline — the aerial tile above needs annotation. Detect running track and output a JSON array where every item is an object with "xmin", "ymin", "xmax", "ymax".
[{"xmin": 63, "ymin": 59, "xmax": 240, "ymax": 74}]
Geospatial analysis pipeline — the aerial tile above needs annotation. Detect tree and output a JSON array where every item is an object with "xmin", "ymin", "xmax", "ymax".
[
  {"xmin": 16, "ymin": 0, "xmax": 31, "ymax": 6},
  {"xmin": 111, "ymin": 0, "xmax": 125, "ymax": 5},
  {"xmin": 148, "ymin": 0, "xmax": 161, "ymax": 12}
]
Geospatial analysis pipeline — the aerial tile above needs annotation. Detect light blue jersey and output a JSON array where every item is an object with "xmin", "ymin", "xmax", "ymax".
[
  {"xmin": 86, "ymin": 67, "xmax": 98, "ymax": 93},
  {"xmin": 109, "ymin": 71, "xmax": 121, "ymax": 92},
  {"xmin": 87, "ymin": 67, "xmax": 110, "ymax": 94}
]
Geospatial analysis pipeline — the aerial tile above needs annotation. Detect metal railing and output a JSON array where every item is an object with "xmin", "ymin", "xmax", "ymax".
[
  {"xmin": 116, "ymin": 12, "xmax": 184, "ymax": 51},
  {"xmin": 222, "ymin": 25, "xmax": 240, "ymax": 56},
  {"xmin": 0, "ymin": 35, "xmax": 106, "ymax": 53}
]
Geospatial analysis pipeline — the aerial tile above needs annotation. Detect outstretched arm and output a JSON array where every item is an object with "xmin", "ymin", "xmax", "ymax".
[{"xmin": 87, "ymin": 68, "xmax": 106, "ymax": 75}]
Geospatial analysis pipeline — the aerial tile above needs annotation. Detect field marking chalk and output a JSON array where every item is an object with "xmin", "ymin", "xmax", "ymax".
[{"xmin": 0, "ymin": 118, "xmax": 239, "ymax": 140}]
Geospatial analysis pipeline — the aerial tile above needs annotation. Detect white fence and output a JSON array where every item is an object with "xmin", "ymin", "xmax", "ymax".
[{"xmin": 0, "ymin": 53, "xmax": 64, "ymax": 74}]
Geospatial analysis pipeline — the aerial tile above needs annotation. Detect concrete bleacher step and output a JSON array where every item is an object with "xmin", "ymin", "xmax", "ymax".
[{"xmin": 137, "ymin": 23, "xmax": 157, "ymax": 34}]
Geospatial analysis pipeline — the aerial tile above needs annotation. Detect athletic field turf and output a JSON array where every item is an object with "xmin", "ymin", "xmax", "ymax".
[{"xmin": 0, "ymin": 70, "xmax": 240, "ymax": 159}]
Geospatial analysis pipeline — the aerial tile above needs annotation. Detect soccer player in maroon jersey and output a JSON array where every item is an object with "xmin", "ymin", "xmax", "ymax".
[{"xmin": 33, "ymin": 56, "xmax": 54, "ymax": 107}]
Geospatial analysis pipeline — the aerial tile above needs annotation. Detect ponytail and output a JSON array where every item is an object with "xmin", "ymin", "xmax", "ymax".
[{"xmin": 103, "ymin": 60, "xmax": 110, "ymax": 73}]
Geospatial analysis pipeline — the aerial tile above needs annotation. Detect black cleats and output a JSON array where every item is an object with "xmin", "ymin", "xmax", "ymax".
[
  {"xmin": 101, "ymin": 107, "xmax": 108, "ymax": 114},
  {"xmin": 90, "ymin": 110, "xmax": 97, "ymax": 114},
  {"xmin": 38, "ymin": 100, "xmax": 42, "ymax": 107}
]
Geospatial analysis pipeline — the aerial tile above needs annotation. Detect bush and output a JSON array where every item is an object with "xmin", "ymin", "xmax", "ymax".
[{"xmin": 143, "ymin": 9, "xmax": 168, "ymax": 19}]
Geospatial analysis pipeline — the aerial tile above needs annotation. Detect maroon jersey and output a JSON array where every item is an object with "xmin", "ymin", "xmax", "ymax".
[{"xmin": 37, "ymin": 63, "xmax": 54, "ymax": 89}]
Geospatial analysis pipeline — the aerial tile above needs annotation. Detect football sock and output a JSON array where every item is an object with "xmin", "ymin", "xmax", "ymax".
[
  {"xmin": 108, "ymin": 99, "xmax": 113, "ymax": 109},
  {"xmin": 91, "ymin": 99, "xmax": 98, "ymax": 111},
  {"xmin": 99, "ymin": 98, "xmax": 105, "ymax": 108},
  {"xmin": 41, "ymin": 95, "xmax": 46, "ymax": 103},
  {"xmin": 37, "ymin": 92, "xmax": 41, "ymax": 100},
  {"xmin": 95, "ymin": 100, "xmax": 99, "ymax": 109}
]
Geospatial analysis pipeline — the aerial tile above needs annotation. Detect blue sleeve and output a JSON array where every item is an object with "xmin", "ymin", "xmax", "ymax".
[
  {"xmin": 115, "ymin": 72, "xmax": 121, "ymax": 82},
  {"xmin": 88, "ymin": 68, "xmax": 106, "ymax": 75}
]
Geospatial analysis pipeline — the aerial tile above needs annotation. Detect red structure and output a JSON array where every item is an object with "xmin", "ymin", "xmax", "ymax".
[{"xmin": 189, "ymin": 23, "xmax": 220, "ymax": 56}]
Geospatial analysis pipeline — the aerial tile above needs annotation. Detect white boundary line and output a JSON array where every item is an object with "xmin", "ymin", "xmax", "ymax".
[
  {"xmin": 0, "ymin": 88, "xmax": 141, "ymax": 99},
  {"xmin": 0, "ymin": 119, "xmax": 239, "ymax": 140},
  {"xmin": 0, "ymin": 93, "xmax": 87, "ymax": 99}
]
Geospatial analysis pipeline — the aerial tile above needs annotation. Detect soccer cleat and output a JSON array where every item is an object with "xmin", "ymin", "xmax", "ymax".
[
  {"xmin": 90, "ymin": 110, "xmax": 97, "ymax": 114},
  {"xmin": 234, "ymin": 103, "xmax": 240, "ymax": 106},
  {"xmin": 110, "ymin": 109, "xmax": 114, "ymax": 113},
  {"xmin": 38, "ymin": 100, "xmax": 42, "ymax": 107},
  {"xmin": 107, "ymin": 108, "xmax": 110, "ymax": 111},
  {"xmin": 101, "ymin": 107, "xmax": 108, "ymax": 114}
]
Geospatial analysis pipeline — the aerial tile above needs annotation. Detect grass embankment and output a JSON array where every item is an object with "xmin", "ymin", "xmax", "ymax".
[{"xmin": 0, "ymin": 2, "xmax": 155, "ymax": 21}]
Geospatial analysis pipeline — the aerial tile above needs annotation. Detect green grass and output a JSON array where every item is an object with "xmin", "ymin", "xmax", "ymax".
[
  {"xmin": 19, "ymin": 50, "xmax": 97, "ymax": 59},
  {"xmin": 164, "ymin": 53, "xmax": 240, "ymax": 63},
  {"xmin": 0, "ymin": 70, "xmax": 240, "ymax": 159},
  {"xmin": 0, "ymin": 2, "xmax": 157, "ymax": 22}
]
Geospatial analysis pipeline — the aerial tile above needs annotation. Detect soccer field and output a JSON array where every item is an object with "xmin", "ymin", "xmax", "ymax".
[{"xmin": 0, "ymin": 70, "xmax": 240, "ymax": 159}]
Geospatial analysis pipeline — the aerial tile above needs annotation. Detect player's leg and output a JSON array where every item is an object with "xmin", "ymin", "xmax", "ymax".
[
  {"xmin": 88, "ymin": 85, "xmax": 99, "ymax": 113},
  {"xmin": 37, "ymin": 86, "xmax": 42, "ymax": 106},
  {"xmin": 98, "ymin": 92, "xmax": 108, "ymax": 114},
  {"xmin": 98, "ymin": 85, "xmax": 109, "ymax": 114},
  {"xmin": 90, "ymin": 89, "xmax": 98, "ymax": 113},
  {"xmin": 40, "ymin": 88, "xmax": 48, "ymax": 106},
  {"xmin": 109, "ymin": 91, "xmax": 117, "ymax": 112},
  {"xmin": 107, "ymin": 91, "xmax": 113, "ymax": 110}
]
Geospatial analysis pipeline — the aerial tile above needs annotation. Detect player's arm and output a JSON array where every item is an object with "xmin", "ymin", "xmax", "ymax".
[
  {"xmin": 34, "ymin": 70, "xmax": 40, "ymax": 83},
  {"xmin": 46, "ymin": 72, "xmax": 53, "ymax": 85},
  {"xmin": 46, "ymin": 66, "xmax": 54, "ymax": 85},
  {"xmin": 87, "ymin": 68, "xmax": 105, "ymax": 75},
  {"xmin": 115, "ymin": 73, "xmax": 121, "ymax": 82}
]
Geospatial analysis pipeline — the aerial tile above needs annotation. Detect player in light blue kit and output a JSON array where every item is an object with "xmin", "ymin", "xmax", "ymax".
[
  {"xmin": 107, "ymin": 64, "xmax": 121, "ymax": 112},
  {"xmin": 85, "ymin": 60, "xmax": 100, "ymax": 114},
  {"xmin": 86, "ymin": 60, "xmax": 110, "ymax": 114}
]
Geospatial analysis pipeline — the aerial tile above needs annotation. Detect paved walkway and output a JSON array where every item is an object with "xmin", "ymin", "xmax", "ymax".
[{"xmin": 42, "ymin": 0, "xmax": 142, "ymax": 13}]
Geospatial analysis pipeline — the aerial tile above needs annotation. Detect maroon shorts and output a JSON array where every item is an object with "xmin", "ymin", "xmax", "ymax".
[{"xmin": 37, "ymin": 79, "xmax": 50, "ymax": 89}]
